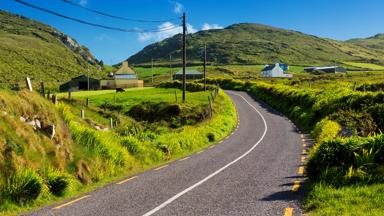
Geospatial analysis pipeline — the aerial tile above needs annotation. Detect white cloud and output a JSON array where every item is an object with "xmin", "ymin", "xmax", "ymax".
[
  {"xmin": 202, "ymin": 23, "xmax": 223, "ymax": 31},
  {"xmin": 174, "ymin": 2, "xmax": 183, "ymax": 14},
  {"xmin": 138, "ymin": 22, "xmax": 196, "ymax": 42},
  {"xmin": 79, "ymin": 0, "xmax": 87, "ymax": 6}
]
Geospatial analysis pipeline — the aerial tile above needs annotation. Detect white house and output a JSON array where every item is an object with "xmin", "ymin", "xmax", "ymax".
[{"xmin": 260, "ymin": 63, "xmax": 292, "ymax": 78}]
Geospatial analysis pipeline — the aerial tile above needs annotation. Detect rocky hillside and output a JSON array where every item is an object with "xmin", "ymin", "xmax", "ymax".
[
  {"xmin": 128, "ymin": 23, "xmax": 384, "ymax": 66},
  {"xmin": 0, "ymin": 10, "xmax": 105, "ymax": 86}
]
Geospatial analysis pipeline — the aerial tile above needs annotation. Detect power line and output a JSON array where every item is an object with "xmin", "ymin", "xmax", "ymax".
[
  {"xmin": 61, "ymin": 0, "xmax": 181, "ymax": 23},
  {"xmin": 13, "ymin": 0, "xmax": 181, "ymax": 33}
]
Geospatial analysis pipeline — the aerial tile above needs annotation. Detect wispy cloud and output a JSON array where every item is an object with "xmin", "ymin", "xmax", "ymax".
[
  {"xmin": 138, "ymin": 22, "xmax": 196, "ymax": 42},
  {"xmin": 79, "ymin": 0, "xmax": 87, "ymax": 6},
  {"xmin": 202, "ymin": 23, "xmax": 224, "ymax": 31},
  {"xmin": 94, "ymin": 34, "xmax": 112, "ymax": 42},
  {"xmin": 174, "ymin": 2, "xmax": 183, "ymax": 14}
]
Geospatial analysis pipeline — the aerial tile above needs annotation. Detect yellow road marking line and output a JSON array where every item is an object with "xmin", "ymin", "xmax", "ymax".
[
  {"xmin": 179, "ymin": 157, "xmax": 190, "ymax": 161},
  {"xmin": 116, "ymin": 176, "xmax": 137, "ymax": 185},
  {"xmin": 292, "ymin": 181, "xmax": 301, "ymax": 192},
  {"xmin": 301, "ymin": 156, "xmax": 306, "ymax": 163},
  {"xmin": 302, "ymin": 149, "xmax": 307, "ymax": 155},
  {"xmin": 154, "ymin": 165, "xmax": 169, "ymax": 171},
  {"xmin": 298, "ymin": 166, "xmax": 304, "ymax": 175},
  {"xmin": 53, "ymin": 195, "xmax": 90, "ymax": 210},
  {"xmin": 231, "ymin": 132, "xmax": 235, "ymax": 135},
  {"xmin": 219, "ymin": 140, "xmax": 223, "ymax": 144},
  {"xmin": 301, "ymin": 138, "xmax": 305, "ymax": 142},
  {"xmin": 284, "ymin": 207, "xmax": 294, "ymax": 216},
  {"xmin": 196, "ymin": 150, "xmax": 204, "ymax": 154},
  {"xmin": 303, "ymin": 143, "xmax": 307, "ymax": 148},
  {"xmin": 208, "ymin": 145, "xmax": 215, "ymax": 149},
  {"xmin": 300, "ymin": 134, "xmax": 304, "ymax": 138}
]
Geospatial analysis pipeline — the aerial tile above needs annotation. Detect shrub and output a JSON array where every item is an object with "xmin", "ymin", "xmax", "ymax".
[
  {"xmin": 2, "ymin": 169, "xmax": 43, "ymax": 204},
  {"xmin": 329, "ymin": 110, "xmax": 377, "ymax": 137},
  {"xmin": 311, "ymin": 119, "xmax": 341, "ymax": 143},
  {"xmin": 46, "ymin": 170, "xmax": 70, "ymax": 196},
  {"xmin": 207, "ymin": 133, "xmax": 215, "ymax": 142}
]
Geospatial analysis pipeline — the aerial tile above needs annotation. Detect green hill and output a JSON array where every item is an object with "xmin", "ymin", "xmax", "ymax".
[
  {"xmin": 347, "ymin": 33, "xmax": 384, "ymax": 51},
  {"xmin": 0, "ymin": 10, "xmax": 105, "ymax": 87},
  {"xmin": 128, "ymin": 23, "xmax": 384, "ymax": 66}
]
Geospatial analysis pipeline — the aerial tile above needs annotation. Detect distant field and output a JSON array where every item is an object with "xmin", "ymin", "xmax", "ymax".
[
  {"xmin": 56, "ymin": 87, "xmax": 151, "ymax": 99},
  {"xmin": 343, "ymin": 61, "xmax": 384, "ymax": 70},
  {"xmin": 67, "ymin": 87, "xmax": 211, "ymax": 111}
]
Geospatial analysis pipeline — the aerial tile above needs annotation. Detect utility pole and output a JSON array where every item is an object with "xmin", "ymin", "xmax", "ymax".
[
  {"xmin": 151, "ymin": 58, "xmax": 154, "ymax": 85},
  {"xmin": 170, "ymin": 54, "xmax": 173, "ymax": 81},
  {"xmin": 87, "ymin": 68, "xmax": 90, "ymax": 91},
  {"xmin": 204, "ymin": 43, "xmax": 207, "ymax": 91},
  {"xmin": 182, "ymin": 13, "xmax": 187, "ymax": 103}
]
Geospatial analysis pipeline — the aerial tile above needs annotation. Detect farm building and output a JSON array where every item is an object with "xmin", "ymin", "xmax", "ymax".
[
  {"xmin": 173, "ymin": 69, "xmax": 203, "ymax": 80},
  {"xmin": 260, "ymin": 63, "xmax": 292, "ymax": 78},
  {"xmin": 59, "ymin": 75, "xmax": 100, "ymax": 92},
  {"xmin": 100, "ymin": 61, "xmax": 143, "ymax": 89},
  {"xmin": 304, "ymin": 66, "xmax": 347, "ymax": 73}
]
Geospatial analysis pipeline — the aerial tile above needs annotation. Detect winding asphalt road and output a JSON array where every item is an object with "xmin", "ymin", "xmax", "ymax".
[{"xmin": 26, "ymin": 91, "xmax": 305, "ymax": 216}]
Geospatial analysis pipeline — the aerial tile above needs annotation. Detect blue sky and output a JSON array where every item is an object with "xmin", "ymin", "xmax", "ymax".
[{"xmin": 1, "ymin": 0, "xmax": 384, "ymax": 65}]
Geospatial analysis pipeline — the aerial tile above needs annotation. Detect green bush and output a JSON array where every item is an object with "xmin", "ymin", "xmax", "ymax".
[
  {"xmin": 307, "ymin": 134, "xmax": 384, "ymax": 185},
  {"xmin": 46, "ymin": 170, "xmax": 70, "ymax": 196},
  {"xmin": 311, "ymin": 119, "xmax": 341, "ymax": 144},
  {"xmin": 2, "ymin": 169, "xmax": 43, "ymax": 204},
  {"xmin": 329, "ymin": 110, "xmax": 377, "ymax": 137}
]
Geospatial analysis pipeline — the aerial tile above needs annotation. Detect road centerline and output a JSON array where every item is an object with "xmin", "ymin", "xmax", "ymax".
[{"xmin": 142, "ymin": 92, "xmax": 268, "ymax": 216}]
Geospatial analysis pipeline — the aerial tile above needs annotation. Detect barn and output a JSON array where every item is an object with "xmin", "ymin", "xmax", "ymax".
[
  {"xmin": 304, "ymin": 66, "xmax": 347, "ymax": 73},
  {"xmin": 59, "ymin": 75, "xmax": 100, "ymax": 92},
  {"xmin": 173, "ymin": 70, "xmax": 203, "ymax": 80}
]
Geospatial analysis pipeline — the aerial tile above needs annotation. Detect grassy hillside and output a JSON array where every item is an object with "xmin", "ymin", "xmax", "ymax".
[
  {"xmin": 128, "ymin": 23, "xmax": 384, "ymax": 66},
  {"xmin": 0, "ymin": 10, "xmax": 105, "ymax": 88},
  {"xmin": 348, "ymin": 33, "xmax": 384, "ymax": 51}
]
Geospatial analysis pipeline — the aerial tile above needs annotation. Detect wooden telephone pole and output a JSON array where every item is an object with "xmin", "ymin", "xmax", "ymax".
[
  {"xmin": 182, "ymin": 13, "xmax": 186, "ymax": 103},
  {"xmin": 204, "ymin": 43, "xmax": 207, "ymax": 91}
]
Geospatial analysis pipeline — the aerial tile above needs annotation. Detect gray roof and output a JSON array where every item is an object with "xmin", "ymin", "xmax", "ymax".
[{"xmin": 175, "ymin": 69, "xmax": 202, "ymax": 75}]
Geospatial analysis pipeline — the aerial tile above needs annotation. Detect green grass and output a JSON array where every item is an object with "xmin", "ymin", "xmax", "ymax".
[
  {"xmin": 343, "ymin": 62, "xmax": 384, "ymax": 70},
  {"xmin": 0, "ymin": 87, "xmax": 237, "ymax": 215},
  {"xmin": 82, "ymin": 87, "xmax": 211, "ymax": 111},
  {"xmin": 305, "ymin": 183, "xmax": 384, "ymax": 216},
  {"xmin": 56, "ymin": 87, "xmax": 152, "ymax": 99}
]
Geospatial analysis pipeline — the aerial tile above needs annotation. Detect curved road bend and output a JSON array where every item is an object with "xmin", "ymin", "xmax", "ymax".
[{"xmin": 27, "ymin": 91, "xmax": 304, "ymax": 216}]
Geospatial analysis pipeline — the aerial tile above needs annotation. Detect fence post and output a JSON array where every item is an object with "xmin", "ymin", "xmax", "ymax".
[
  {"xmin": 81, "ymin": 109, "xmax": 85, "ymax": 119},
  {"xmin": 47, "ymin": 90, "xmax": 51, "ymax": 100},
  {"xmin": 52, "ymin": 95, "xmax": 57, "ymax": 105},
  {"xmin": 211, "ymin": 92, "xmax": 215, "ymax": 102},
  {"xmin": 86, "ymin": 98, "xmax": 89, "ymax": 107},
  {"xmin": 363, "ymin": 84, "xmax": 366, "ymax": 92},
  {"xmin": 175, "ymin": 90, "xmax": 178, "ymax": 103},
  {"xmin": 25, "ymin": 77, "xmax": 32, "ymax": 92},
  {"xmin": 110, "ymin": 118, "xmax": 114, "ymax": 129},
  {"xmin": 68, "ymin": 90, "xmax": 71, "ymax": 100},
  {"xmin": 40, "ymin": 82, "xmax": 45, "ymax": 97},
  {"xmin": 208, "ymin": 96, "xmax": 213, "ymax": 118}
]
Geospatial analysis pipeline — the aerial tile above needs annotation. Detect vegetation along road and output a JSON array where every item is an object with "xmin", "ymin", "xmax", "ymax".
[{"xmin": 27, "ymin": 91, "xmax": 305, "ymax": 216}]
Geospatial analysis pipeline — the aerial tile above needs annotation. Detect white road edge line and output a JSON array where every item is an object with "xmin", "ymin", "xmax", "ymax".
[{"xmin": 142, "ymin": 92, "xmax": 268, "ymax": 216}]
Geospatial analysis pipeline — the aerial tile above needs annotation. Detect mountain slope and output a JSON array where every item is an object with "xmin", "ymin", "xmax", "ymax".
[
  {"xmin": 347, "ymin": 34, "xmax": 384, "ymax": 51},
  {"xmin": 0, "ymin": 10, "xmax": 105, "ymax": 86},
  {"xmin": 128, "ymin": 23, "xmax": 384, "ymax": 66}
]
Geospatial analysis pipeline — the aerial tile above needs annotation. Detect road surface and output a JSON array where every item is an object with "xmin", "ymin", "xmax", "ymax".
[{"xmin": 27, "ymin": 91, "xmax": 306, "ymax": 216}]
